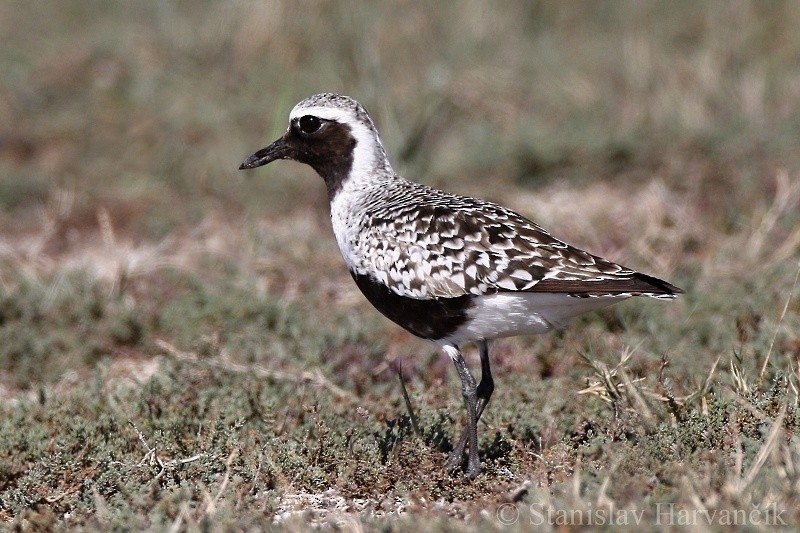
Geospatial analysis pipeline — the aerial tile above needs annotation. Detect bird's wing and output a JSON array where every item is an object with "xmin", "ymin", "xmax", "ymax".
[{"xmin": 358, "ymin": 195, "xmax": 681, "ymax": 300}]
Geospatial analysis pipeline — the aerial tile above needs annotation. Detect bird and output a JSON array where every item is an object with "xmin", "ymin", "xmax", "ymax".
[{"xmin": 239, "ymin": 93, "xmax": 683, "ymax": 479}]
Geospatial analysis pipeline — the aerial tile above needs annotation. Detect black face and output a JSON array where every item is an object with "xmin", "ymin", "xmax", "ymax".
[{"xmin": 239, "ymin": 114, "xmax": 357, "ymax": 198}]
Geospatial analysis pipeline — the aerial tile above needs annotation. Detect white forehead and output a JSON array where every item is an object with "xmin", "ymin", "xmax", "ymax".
[{"xmin": 289, "ymin": 104, "xmax": 359, "ymax": 124}]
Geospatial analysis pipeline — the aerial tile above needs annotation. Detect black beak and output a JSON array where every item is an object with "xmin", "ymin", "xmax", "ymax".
[{"xmin": 239, "ymin": 136, "xmax": 294, "ymax": 170}]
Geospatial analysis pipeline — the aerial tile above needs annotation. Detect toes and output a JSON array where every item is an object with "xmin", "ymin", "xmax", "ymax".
[{"xmin": 446, "ymin": 445, "xmax": 465, "ymax": 472}]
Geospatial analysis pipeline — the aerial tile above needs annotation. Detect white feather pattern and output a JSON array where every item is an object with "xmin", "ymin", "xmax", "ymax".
[{"xmin": 439, "ymin": 293, "xmax": 624, "ymax": 346}]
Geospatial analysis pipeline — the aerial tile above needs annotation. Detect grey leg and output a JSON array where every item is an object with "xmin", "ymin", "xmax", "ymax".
[
  {"xmin": 444, "ymin": 341, "xmax": 492, "ymax": 479},
  {"xmin": 448, "ymin": 340, "xmax": 494, "ymax": 468}
]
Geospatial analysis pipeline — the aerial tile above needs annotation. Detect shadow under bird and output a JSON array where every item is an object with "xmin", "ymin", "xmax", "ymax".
[{"xmin": 240, "ymin": 93, "xmax": 683, "ymax": 479}]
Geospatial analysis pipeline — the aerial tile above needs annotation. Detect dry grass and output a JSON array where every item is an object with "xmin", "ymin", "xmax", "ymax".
[{"xmin": 2, "ymin": 1, "xmax": 800, "ymax": 529}]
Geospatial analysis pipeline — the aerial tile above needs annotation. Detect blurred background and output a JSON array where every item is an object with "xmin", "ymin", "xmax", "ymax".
[
  {"xmin": 3, "ymin": 0, "xmax": 800, "ymax": 391},
  {"xmin": 2, "ymin": 0, "xmax": 800, "ymax": 524}
]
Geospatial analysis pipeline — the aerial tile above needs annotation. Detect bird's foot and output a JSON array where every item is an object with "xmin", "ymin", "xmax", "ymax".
[
  {"xmin": 445, "ymin": 431, "xmax": 480, "ymax": 479},
  {"xmin": 445, "ymin": 443, "xmax": 466, "ymax": 473}
]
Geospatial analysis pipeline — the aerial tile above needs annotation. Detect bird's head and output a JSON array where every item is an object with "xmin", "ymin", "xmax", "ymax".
[{"xmin": 239, "ymin": 93, "xmax": 392, "ymax": 197}]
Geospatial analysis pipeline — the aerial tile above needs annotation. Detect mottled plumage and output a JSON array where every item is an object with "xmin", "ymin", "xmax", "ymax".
[
  {"xmin": 337, "ymin": 178, "xmax": 674, "ymax": 299},
  {"xmin": 240, "ymin": 93, "xmax": 683, "ymax": 479}
]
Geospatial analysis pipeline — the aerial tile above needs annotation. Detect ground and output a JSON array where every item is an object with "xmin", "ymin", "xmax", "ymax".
[{"xmin": 2, "ymin": 1, "xmax": 800, "ymax": 530}]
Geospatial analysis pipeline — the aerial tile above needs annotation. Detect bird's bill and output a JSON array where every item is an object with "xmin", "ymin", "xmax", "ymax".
[{"xmin": 238, "ymin": 136, "xmax": 293, "ymax": 170}]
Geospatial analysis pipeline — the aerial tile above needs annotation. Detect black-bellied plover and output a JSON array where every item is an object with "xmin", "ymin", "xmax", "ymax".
[{"xmin": 240, "ymin": 93, "xmax": 683, "ymax": 479}]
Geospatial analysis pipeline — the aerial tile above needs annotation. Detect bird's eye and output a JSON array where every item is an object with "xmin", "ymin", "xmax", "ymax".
[{"xmin": 298, "ymin": 115, "xmax": 321, "ymax": 134}]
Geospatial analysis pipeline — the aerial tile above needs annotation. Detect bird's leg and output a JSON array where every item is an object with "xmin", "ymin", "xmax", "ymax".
[
  {"xmin": 446, "ymin": 340, "xmax": 494, "ymax": 476},
  {"xmin": 443, "ymin": 344, "xmax": 480, "ymax": 479},
  {"xmin": 451, "ymin": 341, "xmax": 494, "ymax": 459}
]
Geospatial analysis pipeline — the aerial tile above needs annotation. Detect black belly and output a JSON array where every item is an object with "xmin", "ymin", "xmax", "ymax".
[{"xmin": 350, "ymin": 272, "xmax": 474, "ymax": 341}]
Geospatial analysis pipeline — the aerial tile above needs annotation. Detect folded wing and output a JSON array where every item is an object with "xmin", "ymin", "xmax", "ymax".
[{"xmin": 355, "ymin": 188, "xmax": 682, "ymax": 300}]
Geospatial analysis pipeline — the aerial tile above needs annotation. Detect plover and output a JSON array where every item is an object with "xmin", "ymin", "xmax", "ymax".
[{"xmin": 240, "ymin": 93, "xmax": 683, "ymax": 479}]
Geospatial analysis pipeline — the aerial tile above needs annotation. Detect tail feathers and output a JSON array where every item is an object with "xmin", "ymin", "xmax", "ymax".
[
  {"xmin": 527, "ymin": 272, "xmax": 683, "ymax": 298},
  {"xmin": 631, "ymin": 272, "xmax": 684, "ymax": 297}
]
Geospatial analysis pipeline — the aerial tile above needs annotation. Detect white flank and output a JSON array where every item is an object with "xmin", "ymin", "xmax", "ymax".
[{"xmin": 439, "ymin": 292, "xmax": 627, "ymax": 347}]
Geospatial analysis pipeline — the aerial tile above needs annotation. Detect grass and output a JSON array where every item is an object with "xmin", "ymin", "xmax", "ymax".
[{"xmin": 2, "ymin": 0, "xmax": 800, "ymax": 529}]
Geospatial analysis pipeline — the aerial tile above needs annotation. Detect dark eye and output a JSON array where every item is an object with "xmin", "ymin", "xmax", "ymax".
[{"xmin": 298, "ymin": 115, "xmax": 321, "ymax": 134}]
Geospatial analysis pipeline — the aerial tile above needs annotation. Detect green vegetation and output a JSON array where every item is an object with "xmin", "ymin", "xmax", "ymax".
[{"xmin": 2, "ymin": 1, "xmax": 800, "ymax": 529}]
